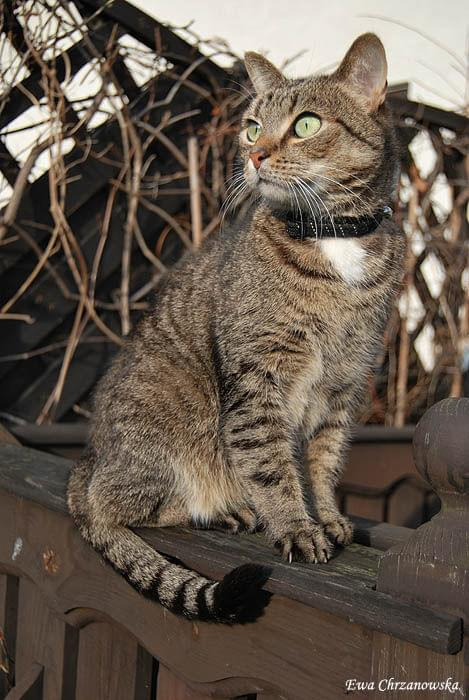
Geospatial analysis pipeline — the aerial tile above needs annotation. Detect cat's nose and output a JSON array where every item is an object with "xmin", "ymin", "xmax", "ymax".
[{"xmin": 249, "ymin": 149, "xmax": 269, "ymax": 170}]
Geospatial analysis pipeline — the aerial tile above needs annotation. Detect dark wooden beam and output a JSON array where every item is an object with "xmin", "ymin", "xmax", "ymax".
[
  {"xmin": 0, "ymin": 442, "xmax": 462, "ymax": 654},
  {"xmin": 76, "ymin": 0, "xmax": 227, "ymax": 84},
  {"xmin": 389, "ymin": 94, "xmax": 469, "ymax": 134},
  {"xmin": 0, "ymin": 22, "xmax": 120, "ymax": 129}
]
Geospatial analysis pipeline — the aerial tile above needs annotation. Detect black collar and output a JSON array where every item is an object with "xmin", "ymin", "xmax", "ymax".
[{"xmin": 284, "ymin": 206, "xmax": 393, "ymax": 240}]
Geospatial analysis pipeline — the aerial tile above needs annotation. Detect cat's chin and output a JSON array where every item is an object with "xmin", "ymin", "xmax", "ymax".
[{"xmin": 257, "ymin": 180, "xmax": 290, "ymax": 207}]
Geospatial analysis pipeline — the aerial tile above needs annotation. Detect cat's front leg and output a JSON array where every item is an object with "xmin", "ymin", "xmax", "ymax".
[
  {"xmin": 305, "ymin": 417, "xmax": 354, "ymax": 546},
  {"xmin": 223, "ymin": 400, "xmax": 332, "ymax": 563}
]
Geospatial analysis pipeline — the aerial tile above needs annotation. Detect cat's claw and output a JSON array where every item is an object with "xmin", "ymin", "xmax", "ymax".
[
  {"xmin": 276, "ymin": 522, "xmax": 332, "ymax": 564},
  {"xmin": 322, "ymin": 515, "xmax": 354, "ymax": 546}
]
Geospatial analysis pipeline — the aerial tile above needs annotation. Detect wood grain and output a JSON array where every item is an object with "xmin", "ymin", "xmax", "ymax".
[
  {"xmin": 0, "ymin": 575, "xmax": 18, "ymax": 698},
  {"xmin": 371, "ymin": 632, "xmax": 466, "ymax": 700},
  {"xmin": 0, "ymin": 444, "xmax": 459, "ymax": 653},
  {"xmin": 0, "ymin": 490, "xmax": 373, "ymax": 700},
  {"xmin": 0, "ymin": 428, "xmax": 19, "ymax": 448},
  {"xmin": 157, "ymin": 666, "xmax": 215, "ymax": 700},
  {"xmin": 75, "ymin": 621, "xmax": 138, "ymax": 700},
  {"xmin": 134, "ymin": 645, "xmax": 156, "ymax": 700},
  {"xmin": 0, "ymin": 575, "xmax": 9, "ymax": 698},
  {"xmin": 3, "ymin": 662, "xmax": 43, "ymax": 700},
  {"xmin": 0, "ymin": 431, "xmax": 467, "ymax": 698},
  {"xmin": 376, "ymin": 398, "xmax": 469, "ymax": 696},
  {"xmin": 15, "ymin": 579, "xmax": 71, "ymax": 700}
]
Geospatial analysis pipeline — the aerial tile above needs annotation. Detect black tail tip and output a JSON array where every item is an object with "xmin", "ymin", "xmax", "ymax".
[{"xmin": 214, "ymin": 562, "xmax": 272, "ymax": 624}]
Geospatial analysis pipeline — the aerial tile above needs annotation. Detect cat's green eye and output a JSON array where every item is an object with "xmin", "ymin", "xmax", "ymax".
[
  {"xmin": 246, "ymin": 120, "xmax": 261, "ymax": 143},
  {"xmin": 294, "ymin": 113, "xmax": 321, "ymax": 139}
]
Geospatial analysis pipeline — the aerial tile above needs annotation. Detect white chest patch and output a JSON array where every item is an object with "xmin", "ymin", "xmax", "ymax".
[{"xmin": 319, "ymin": 238, "xmax": 367, "ymax": 284}]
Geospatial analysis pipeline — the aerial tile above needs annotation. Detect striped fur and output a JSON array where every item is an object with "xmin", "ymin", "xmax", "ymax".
[{"xmin": 67, "ymin": 33, "xmax": 405, "ymax": 622}]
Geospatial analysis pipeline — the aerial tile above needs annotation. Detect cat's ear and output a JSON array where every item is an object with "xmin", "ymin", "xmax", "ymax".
[
  {"xmin": 244, "ymin": 52, "xmax": 285, "ymax": 93},
  {"xmin": 334, "ymin": 33, "xmax": 388, "ymax": 112}
]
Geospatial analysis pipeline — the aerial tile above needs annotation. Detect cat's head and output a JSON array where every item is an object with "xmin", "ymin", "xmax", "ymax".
[{"xmin": 240, "ymin": 33, "xmax": 397, "ymax": 216}]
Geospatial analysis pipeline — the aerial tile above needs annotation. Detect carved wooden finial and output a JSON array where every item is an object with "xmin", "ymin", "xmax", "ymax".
[
  {"xmin": 377, "ymin": 398, "xmax": 469, "ymax": 627},
  {"xmin": 413, "ymin": 397, "xmax": 469, "ymax": 500}
]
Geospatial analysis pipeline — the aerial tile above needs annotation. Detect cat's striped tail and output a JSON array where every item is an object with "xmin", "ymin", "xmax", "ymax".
[{"xmin": 67, "ymin": 469, "xmax": 271, "ymax": 624}]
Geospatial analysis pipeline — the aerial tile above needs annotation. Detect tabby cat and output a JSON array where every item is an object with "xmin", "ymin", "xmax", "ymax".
[{"xmin": 68, "ymin": 33, "xmax": 405, "ymax": 624}]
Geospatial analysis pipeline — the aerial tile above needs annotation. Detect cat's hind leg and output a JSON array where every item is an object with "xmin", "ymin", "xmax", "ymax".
[
  {"xmin": 210, "ymin": 507, "xmax": 258, "ymax": 534},
  {"xmin": 143, "ymin": 501, "xmax": 192, "ymax": 528}
]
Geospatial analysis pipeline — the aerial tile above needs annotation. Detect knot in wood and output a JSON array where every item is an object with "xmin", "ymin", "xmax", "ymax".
[
  {"xmin": 413, "ymin": 398, "xmax": 469, "ymax": 498},
  {"xmin": 42, "ymin": 547, "xmax": 60, "ymax": 574}
]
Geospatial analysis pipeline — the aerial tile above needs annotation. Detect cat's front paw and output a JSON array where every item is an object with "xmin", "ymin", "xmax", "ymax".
[
  {"xmin": 275, "ymin": 520, "xmax": 332, "ymax": 564},
  {"xmin": 322, "ymin": 514, "xmax": 354, "ymax": 546}
]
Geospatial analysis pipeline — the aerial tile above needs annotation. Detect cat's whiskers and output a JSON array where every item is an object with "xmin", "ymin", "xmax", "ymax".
[
  {"xmin": 221, "ymin": 180, "xmax": 249, "ymax": 217},
  {"xmin": 320, "ymin": 175, "xmax": 370, "ymax": 211},
  {"xmin": 295, "ymin": 177, "xmax": 333, "ymax": 239},
  {"xmin": 222, "ymin": 177, "xmax": 245, "ymax": 205},
  {"xmin": 294, "ymin": 177, "xmax": 337, "ymax": 238},
  {"xmin": 286, "ymin": 159, "xmax": 375, "ymax": 215},
  {"xmin": 321, "ymin": 164, "xmax": 375, "ymax": 194},
  {"xmin": 223, "ymin": 169, "xmax": 245, "ymax": 191},
  {"xmin": 221, "ymin": 170, "xmax": 247, "ymax": 199},
  {"xmin": 308, "ymin": 185, "xmax": 338, "ymax": 239},
  {"xmin": 288, "ymin": 159, "xmax": 374, "ymax": 199},
  {"xmin": 292, "ymin": 177, "xmax": 320, "ymax": 240},
  {"xmin": 288, "ymin": 181, "xmax": 305, "ymax": 241},
  {"xmin": 219, "ymin": 176, "xmax": 250, "ymax": 230},
  {"xmin": 226, "ymin": 79, "xmax": 255, "ymax": 101},
  {"xmin": 305, "ymin": 173, "xmax": 375, "ymax": 217},
  {"xmin": 263, "ymin": 172, "xmax": 304, "ymax": 238},
  {"xmin": 220, "ymin": 185, "xmax": 245, "ymax": 223}
]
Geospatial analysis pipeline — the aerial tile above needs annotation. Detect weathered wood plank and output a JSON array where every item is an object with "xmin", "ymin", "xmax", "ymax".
[
  {"xmin": 3, "ymin": 663, "xmax": 43, "ymax": 700},
  {"xmin": 61, "ymin": 626, "xmax": 79, "ymax": 700},
  {"xmin": 0, "ymin": 445, "xmax": 69, "ymax": 514},
  {"xmin": 0, "ymin": 444, "xmax": 461, "ymax": 654},
  {"xmin": 0, "ymin": 490, "xmax": 374, "ymax": 700},
  {"xmin": 157, "ymin": 666, "xmax": 215, "ymax": 700},
  {"xmin": 8, "ymin": 424, "xmax": 88, "ymax": 446},
  {"xmin": 352, "ymin": 516, "xmax": 412, "ymax": 551},
  {"xmin": 14, "ymin": 579, "xmax": 73, "ymax": 700},
  {"xmin": 388, "ymin": 94, "xmax": 469, "ymax": 135},
  {"xmin": 371, "ymin": 632, "xmax": 465, "ymax": 699},
  {"xmin": 75, "ymin": 621, "xmax": 138, "ymax": 700},
  {"xmin": 0, "ymin": 22, "xmax": 119, "ymax": 129},
  {"xmin": 139, "ymin": 526, "xmax": 460, "ymax": 655},
  {"xmin": 0, "ymin": 575, "xmax": 10, "ymax": 698},
  {"xmin": 351, "ymin": 426, "xmax": 414, "ymax": 442},
  {"xmin": 378, "ymin": 399, "xmax": 469, "ymax": 621},
  {"xmin": 77, "ymin": 0, "xmax": 227, "ymax": 83},
  {"xmin": 375, "ymin": 398, "xmax": 469, "ymax": 696},
  {"xmin": 134, "ymin": 646, "xmax": 156, "ymax": 700},
  {"xmin": 0, "ymin": 575, "xmax": 18, "ymax": 698},
  {"xmin": 0, "ymin": 427, "xmax": 19, "ymax": 448}
]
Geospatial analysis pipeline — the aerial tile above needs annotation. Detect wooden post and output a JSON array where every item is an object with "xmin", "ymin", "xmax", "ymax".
[
  {"xmin": 377, "ymin": 397, "xmax": 469, "ymax": 616},
  {"xmin": 376, "ymin": 397, "xmax": 469, "ymax": 695}
]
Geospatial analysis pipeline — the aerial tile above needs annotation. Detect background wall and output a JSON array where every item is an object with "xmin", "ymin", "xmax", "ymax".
[{"xmin": 132, "ymin": 0, "xmax": 468, "ymax": 113}]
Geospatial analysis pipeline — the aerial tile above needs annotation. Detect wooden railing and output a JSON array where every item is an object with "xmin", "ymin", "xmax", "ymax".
[{"xmin": 0, "ymin": 398, "xmax": 468, "ymax": 699}]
